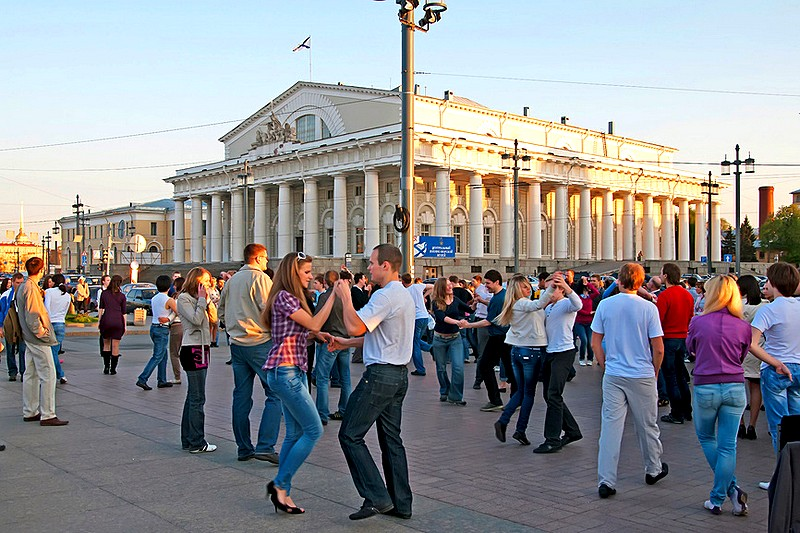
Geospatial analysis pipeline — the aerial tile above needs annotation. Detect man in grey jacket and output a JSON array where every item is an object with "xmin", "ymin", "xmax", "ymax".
[{"xmin": 17, "ymin": 257, "xmax": 68, "ymax": 426}]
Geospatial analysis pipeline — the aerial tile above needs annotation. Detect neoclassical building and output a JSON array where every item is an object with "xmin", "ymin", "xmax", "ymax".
[{"xmin": 166, "ymin": 82, "xmax": 722, "ymax": 274}]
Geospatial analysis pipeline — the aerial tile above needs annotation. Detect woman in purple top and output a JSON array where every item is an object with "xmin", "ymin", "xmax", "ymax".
[
  {"xmin": 98, "ymin": 275, "xmax": 126, "ymax": 375},
  {"xmin": 261, "ymin": 252, "xmax": 337, "ymax": 514},
  {"xmin": 687, "ymin": 275, "xmax": 789, "ymax": 516}
]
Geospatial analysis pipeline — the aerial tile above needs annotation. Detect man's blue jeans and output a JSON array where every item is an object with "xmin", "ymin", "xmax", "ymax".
[
  {"xmin": 138, "ymin": 325, "xmax": 170, "ymax": 385},
  {"xmin": 181, "ymin": 368, "xmax": 208, "ymax": 450},
  {"xmin": 314, "ymin": 343, "xmax": 351, "ymax": 421},
  {"xmin": 267, "ymin": 365, "xmax": 323, "ymax": 495},
  {"xmin": 432, "ymin": 334, "xmax": 465, "ymax": 402},
  {"xmin": 6, "ymin": 340, "xmax": 26, "ymax": 377},
  {"xmin": 661, "ymin": 338, "xmax": 692, "ymax": 420},
  {"xmin": 50, "ymin": 322, "xmax": 66, "ymax": 379},
  {"xmin": 761, "ymin": 364, "xmax": 800, "ymax": 453},
  {"xmin": 499, "ymin": 346, "xmax": 546, "ymax": 433},
  {"xmin": 339, "ymin": 364, "xmax": 412, "ymax": 515},
  {"xmin": 230, "ymin": 341, "xmax": 282, "ymax": 459},
  {"xmin": 411, "ymin": 318, "xmax": 431, "ymax": 374},
  {"xmin": 693, "ymin": 383, "xmax": 746, "ymax": 506}
]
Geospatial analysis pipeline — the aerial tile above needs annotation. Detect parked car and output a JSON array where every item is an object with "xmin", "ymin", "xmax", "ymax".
[
  {"xmin": 120, "ymin": 282, "xmax": 156, "ymax": 296},
  {"xmin": 125, "ymin": 286, "xmax": 159, "ymax": 315},
  {"xmin": 88, "ymin": 285, "xmax": 101, "ymax": 312}
]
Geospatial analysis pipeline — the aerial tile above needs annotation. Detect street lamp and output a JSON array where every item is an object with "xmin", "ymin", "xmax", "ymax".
[
  {"xmin": 700, "ymin": 172, "xmax": 719, "ymax": 275},
  {"xmin": 500, "ymin": 139, "xmax": 531, "ymax": 274},
  {"xmin": 720, "ymin": 145, "xmax": 754, "ymax": 275},
  {"xmin": 72, "ymin": 195, "xmax": 84, "ymax": 274},
  {"xmin": 52, "ymin": 222, "xmax": 60, "ymax": 272}
]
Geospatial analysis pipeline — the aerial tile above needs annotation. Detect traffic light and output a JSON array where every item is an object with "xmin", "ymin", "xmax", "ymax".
[{"xmin": 102, "ymin": 250, "xmax": 109, "ymax": 263}]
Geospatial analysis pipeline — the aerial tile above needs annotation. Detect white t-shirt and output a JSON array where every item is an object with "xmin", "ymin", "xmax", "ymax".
[
  {"xmin": 544, "ymin": 291, "xmax": 582, "ymax": 352},
  {"xmin": 752, "ymin": 297, "xmax": 800, "ymax": 366},
  {"xmin": 151, "ymin": 292, "xmax": 171, "ymax": 326},
  {"xmin": 44, "ymin": 287, "xmax": 72, "ymax": 323},
  {"xmin": 357, "ymin": 280, "xmax": 414, "ymax": 366},
  {"xmin": 474, "ymin": 284, "xmax": 491, "ymax": 319},
  {"xmin": 407, "ymin": 283, "xmax": 430, "ymax": 320},
  {"xmin": 592, "ymin": 293, "xmax": 664, "ymax": 378}
]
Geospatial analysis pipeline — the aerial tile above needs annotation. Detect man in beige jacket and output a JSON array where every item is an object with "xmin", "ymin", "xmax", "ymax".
[{"xmin": 17, "ymin": 257, "xmax": 68, "ymax": 426}]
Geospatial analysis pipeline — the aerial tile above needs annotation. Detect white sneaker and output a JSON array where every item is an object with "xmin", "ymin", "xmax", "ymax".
[
  {"xmin": 586, "ymin": 360, "xmax": 593, "ymax": 366},
  {"xmin": 758, "ymin": 481, "xmax": 770, "ymax": 490},
  {"xmin": 730, "ymin": 485, "xmax": 748, "ymax": 516},
  {"xmin": 579, "ymin": 360, "xmax": 586, "ymax": 366},
  {"xmin": 190, "ymin": 443, "xmax": 217, "ymax": 454}
]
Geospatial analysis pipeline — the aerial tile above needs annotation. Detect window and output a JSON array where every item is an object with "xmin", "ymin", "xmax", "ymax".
[
  {"xmin": 100, "ymin": 225, "xmax": 103, "ymax": 240},
  {"xmin": 421, "ymin": 224, "xmax": 431, "ymax": 237},
  {"xmin": 453, "ymin": 226, "xmax": 463, "ymax": 253},
  {"xmin": 456, "ymin": 185, "xmax": 464, "ymax": 196},
  {"xmin": 327, "ymin": 228, "xmax": 334, "ymax": 255},
  {"xmin": 484, "ymin": 188, "xmax": 491, "ymax": 199},
  {"xmin": 321, "ymin": 119, "xmax": 331, "ymax": 139},
  {"xmin": 386, "ymin": 182, "xmax": 393, "ymax": 193},
  {"xmin": 384, "ymin": 224, "xmax": 395, "ymax": 246},
  {"xmin": 296, "ymin": 231, "xmax": 303, "ymax": 252},
  {"xmin": 148, "ymin": 245, "xmax": 159, "ymax": 253},
  {"xmin": 150, "ymin": 222, "xmax": 157, "ymax": 236},
  {"xmin": 171, "ymin": 220, "xmax": 175, "ymax": 236},
  {"xmin": 424, "ymin": 181, "xmax": 433, "ymax": 193},
  {"xmin": 355, "ymin": 227, "xmax": 364, "ymax": 254},
  {"xmin": 354, "ymin": 186, "xmax": 362, "ymax": 197},
  {"xmin": 202, "ymin": 220, "xmax": 207, "ymax": 236},
  {"xmin": 295, "ymin": 114, "xmax": 316, "ymax": 143},
  {"xmin": 483, "ymin": 227, "xmax": 492, "ymax": 254},
  {"xmin": 326, "ymin": 189, "xmax": 333, "ymax": 200}
]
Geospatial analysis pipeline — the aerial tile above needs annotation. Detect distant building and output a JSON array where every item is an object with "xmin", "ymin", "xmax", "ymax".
[
  {"xmin": 793, "ymin": 188, "xmax": 800, "ymax": 206},
  {"xmin": 0, "ymin": 207, "xmax": 40, "ymax": 274}
]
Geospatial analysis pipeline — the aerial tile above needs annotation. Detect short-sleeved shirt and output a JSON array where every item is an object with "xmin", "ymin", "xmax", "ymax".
[
  {"xmin": 751, "ymin": 297, "xmax": 800, "ymax": 367},
  {"xmin": 264, "ymin": 290, "xmax": 309, "ymax": 371},
  {"xmin": 433, "ymin": 298, "xmax": 472, "ymax": 334},
  {"xmin": 357, "ymin": 280, "xmax": 414, "ymax": 367},
  {"xmin": 407, "ymin": 283, "xmax": 430, "ymax": 320},
  {"xmin": 485, "ymin": 288, "xmax": 509, "ymax": 336},
  {"xmin": 592, "ymin": 293, "xmax": 664, "ymax": 378}
]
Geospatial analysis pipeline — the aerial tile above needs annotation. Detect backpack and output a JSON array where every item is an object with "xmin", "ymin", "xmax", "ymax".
[{"xmin": 3, "ymin": 297, "xmax": 21, "ymax": 344}]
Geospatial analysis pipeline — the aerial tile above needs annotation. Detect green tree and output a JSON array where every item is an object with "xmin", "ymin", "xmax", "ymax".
[
  {"xmin": 721, "ymin": 227, "xmax": 736, "ymax": 256},
  {"xmin": 740, "ymin": 215, "xmax": 757, "ymax": 262},
  {"xmin": 760, "ymin": 205, "xmax": 800, "ymax": 264}
]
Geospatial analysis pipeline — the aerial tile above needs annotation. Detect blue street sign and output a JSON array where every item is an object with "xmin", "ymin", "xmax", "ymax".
[
  {"xmin": 413, "ymin": 236, "xmax": 456, "ymax": 258},
  {"xmin": 723, "ymin": 254, "xmax": 733, "ymax": 263},
  {"xmin": 700, "ymin": 256, "xmax": 707, "ymax": 264},
  {"xmin": 81, "ymin": 253, "xmax": 88, "ymax": 266}
]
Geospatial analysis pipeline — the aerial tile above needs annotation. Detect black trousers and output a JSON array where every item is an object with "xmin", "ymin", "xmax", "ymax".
[
  {"xmin": 542, "ymin": 348, "xmax": 581, "ymax": 445},
  {"xmin": 477, "ymin": 334, "xmax": 515, "ymax": 406}
]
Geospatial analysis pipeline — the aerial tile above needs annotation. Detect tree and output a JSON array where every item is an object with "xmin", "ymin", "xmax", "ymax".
[
  {"xmin": 721, "ymin": 227, "xmax": 736, "ymax": 257},
  {"xmin": 760, "ymin": 205, "xmax": 800, "ymax": 264},
  {"xmin": 740, "ymin": 215, "xmax": 757, "ymax": 262}
]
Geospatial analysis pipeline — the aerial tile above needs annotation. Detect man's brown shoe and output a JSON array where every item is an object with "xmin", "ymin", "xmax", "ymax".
[
  {"xmin": 40, "ymin": 417, "xmax": 69, "ymax": 427},
  {"xmin": 23, "ymin": 414, "xmax": 41, "ymax": 422}
]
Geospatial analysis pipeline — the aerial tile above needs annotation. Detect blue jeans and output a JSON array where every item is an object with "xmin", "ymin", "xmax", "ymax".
[
  {"xmin": 338, "ymin": 364, "xmax": 412, "ymax": 515},
  {"xmin": 573, "ymin": 323, "xmax": 594, "ymax": 361},
  {"xmin": 412, "ymin": 318, "xmax": 431, "ymax": 374},
  {"xmin": 50, "ymin": 322, "xmax": 66, "ymax": 379},
  {"xmin": 138, "ymin": 325, "xmax": 170, "ymax": 385},
  {"xmin": 499, "ymin": 346, "xmax": 546, "ymax": 433},
  {"xmin": 662, "ymin": 338, "xmax": 692, "ymax": 420},
  {"xmin": 181, "ymin": 368, "xmax": 208, "ymax": 450},
  {"xmin": 693, "ymin": 383, "xmax": 746, "ymax": 506},
  {"xmin": 230, "ymin": 341, "xmax": 282, "ymax": 458},
  {"xmin": 432, "ymin": 334, "xmax": 465, "ymax": 402},
  {"xmin": 267, "ymin": 366, "xmax": 323, "ymax": 495},
  {"xmin": 460, "ymin": 330, "xmax": 470, "ymax": 361},
  {"xmin": 6, "ymin": 340, "xmax": 26, "ymax": 377},
  {"xmin": 761, "ymin": 364, "xmax": 800, "ymax": 453},
  {"xmin": 314, "ymin": 343, "xmax": 351, "ymax": 421}
]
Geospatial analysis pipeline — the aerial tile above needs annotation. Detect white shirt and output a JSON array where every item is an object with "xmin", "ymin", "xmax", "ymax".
[
  {"xmin": 592, "ymin": 293, "xmax": 664, "ymax": 378},
  {"xmin": 474, "ymin": 284, "xmax": 491, "ymax": 319},
  {"xmin": 544, "ymin": 291, "xmax": 582, "ymax": 352},
  {"xmin": 44, "ymin": 287, "xmax": 72, "ymax": 323},
  {"xmin": 150, "ymin": 292, "xmax": 171, "ymax": 326},
  {"xmin": 357, "ymin": 281, "xmax": 414, "ymax": 366},
  {"xmin": 407, "ymin": 283, "xmax": 430, "ymax": 320},
  {"xmin": 752, "ymin": 297, "xmax": 800, "ymax": 366}
]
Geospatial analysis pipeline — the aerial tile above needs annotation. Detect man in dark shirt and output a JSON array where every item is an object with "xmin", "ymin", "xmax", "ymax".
[
  {"xmin": 449, "ymin": 275, "xmax": 474, "ymax": 364},
  {"xmin": 314, "ymin": 270, "xmax": 351, "ymax": 425}
]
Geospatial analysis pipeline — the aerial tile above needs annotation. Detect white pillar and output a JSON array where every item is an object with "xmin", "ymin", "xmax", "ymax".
[
  {"xmin": 661, "ymin": 198, "xmax": 675, "ymax": 261},
  {"xmin": 333, "ymin": 174, "xmax": 347, "ymax": 258},
  {"xmin": 601, "ymin": 190, "xmax": 614, "ymax": 260},
  {"xmin": 190, "ymin": 196, "xmax": 203, "ymax": 263},
  {"xmin": 500, "ymin": 176, "xmax": 514, "ymax": 258},
  {"xmin": 622, "ymin": 192, "xmax": 635, "ymax": 260},
  {"xmin": 527, "ymin": 181, "xmax": 542, "ymax": 259},
  {"xmin": 554, "ymin": 184, "xmax": 568, "ymax": 259},
  {"xmin": 642, "ymin": 194, "xmax": 655, "ymax": 260},
  {"xmin": 434, "ymin": 169, "xmax": 451, "ymax": 237},
  {"xmin": 303, "ymin": 178, "xmax": 319, "ymax": 256},
  {"xmin": 678, "ymin": 198, "xmax": 690, "ymax": 261},
  {"xmin": 694, "ymin": 202, "xmax": 705, "ymax": 261},
  {"xmin": 579, "ymin": 187, "xmax": 592, "ymax": 260},
  {"xmin": 593, "ymin": 197, "xmax": 602, "ymax": 260},
  {"xmin": 254, "ymin": 186, "xmax": 267, "ymax": 248},
  {"xmin": 204, "ymin": 196, "xmax": 213, "ymax": 262},
  {"xmin": 278, "ymin": 182, "xmax": 292, "ymax": 259},
  {"xmin": 469, "ymin": 172, "xmax": 483, "ymax": 258},
  {"xmin": 222, "ymin": 194, "xmax": 231, "ymax": 261},
  {"xmin": 711, "ymin": 202, "xmax": 721, "ymax": 262},
  {"xmin": 364, "ymin": 169, "xmax": 380, "ymax": 257},
  {"xmin": 173, "ymin": 198, "xmax": 185, "ymax": 263},
  {"xmin": 230, "ymin": 189, "xmax": 244, "ymax": 262},
  {"xmin": 209, "ymin": 193, "xmax": 222, "ymax": 262}
]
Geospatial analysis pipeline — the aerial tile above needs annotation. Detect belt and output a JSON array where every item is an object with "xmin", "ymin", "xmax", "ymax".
[
  {"xmin": 152, "ymin": 323, "xmax": 171, "ymax": 328},
  {"xmin": 434, "ymin": 332, "xmax": 460, "ymax": 339}
]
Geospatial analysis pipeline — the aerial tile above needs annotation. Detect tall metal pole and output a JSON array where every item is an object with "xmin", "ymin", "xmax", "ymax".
[
  {"xmin": 702, "ymin": 172, "xmax": 717, "ymax": 275},
  {"xmin": 243, "ymin": 186, "xmax": 249, "ymax": 245},
  {"xmin": 734, "ymin": 144, "xmax": 741, "ymax": 276},
  {"xmin": 399, "ymin": 8, "xmax": 415, "ymax": 275},
  {"xmin": 73, "ymin": 194, "xmax": 83, "ymax": 274},
  {"xmin": 512, "ymin": 139, "xmax": 520, "ymax": 274}
]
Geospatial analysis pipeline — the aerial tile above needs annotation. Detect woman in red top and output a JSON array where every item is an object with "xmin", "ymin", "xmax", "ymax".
[
  {"xmin": 572, "ymin": 276, "xmax": 599, "ymax": 366},
  {"xmin": 98, "ymin": 275, "xmax": 126, "ymax": 375}
]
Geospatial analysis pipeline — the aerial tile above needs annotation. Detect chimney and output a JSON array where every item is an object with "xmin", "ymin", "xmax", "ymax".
[
  {"xmin": 444, "ymin": 90, "xmax": 453, "ymax": 101},
  {"xmin": 560, "ymin": 116, "xmax": 569, "ymax": 125},
  {"xmin": 523, "ymin": 106, "xmax": 530, "ymax": 116},
  {"xmin": 608, "ymin": 121, "xmax": 614, "ymax": 135},
  {"xmin": 759, "ymin": 186, "xmax": 774, "ymax": 227},
  {"xmin": 414, "ymin": 84, "xmax": 420, "ymax": 94}
]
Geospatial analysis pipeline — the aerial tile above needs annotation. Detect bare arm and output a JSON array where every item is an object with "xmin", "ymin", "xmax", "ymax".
[
  {"xmin": 336, "ymin": 280, "xmax": 368, "ymax": 337},
  {"xmin": 288, "ymin": 291, "xmax": 336, "ymax": 333},
  {"xmin": 650, "ymin": 336, "xmax": 664, "ymax": 377},
  {"xmin": 750, "ymin": 327, "xmax": 793, "ymax": 380},
  {"xmin": 592, "ymin": 332, "xmax": 605, "ymax": 369}
]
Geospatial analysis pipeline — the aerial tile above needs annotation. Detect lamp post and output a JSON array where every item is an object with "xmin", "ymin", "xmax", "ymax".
[
  {"xmin": 500, "ymin": 139, "xmax": 531, "ymax": 274},
  {"xmin": 72, "ymin": 195, "xmax": 84, "ymax": 274},
  {"xmin": 700, "ymin": 172, "xmax": 719, "ymax": 275},
  {"xmin": 721, "ymin": 145, "xmax": 755, "ymax": 275},
  {"xmin": 52, "ymin": 222, "xmax": 60, "ymax": 271}
]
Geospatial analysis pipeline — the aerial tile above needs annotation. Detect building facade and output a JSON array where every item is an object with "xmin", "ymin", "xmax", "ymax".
[{"xmin": 165, "ymin": 82, "xmax": 722, "ymax": 274}]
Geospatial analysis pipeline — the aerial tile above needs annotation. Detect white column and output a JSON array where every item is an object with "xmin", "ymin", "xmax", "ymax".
[
  {"xmin": 254, "ymin": 186, "xmax": 267, "ymax": 247},
  {"xmin": 434, "ymin": 169, "xmax": 451, "ymax": 237},
  {"xmin": 711, "ymin": 202, "xmax": 721, "ymax": 262},
  {"xmin": 230, "ymin": 189, "xmax": 244, "ymax": 262},
  {"xmin": 190, "ymin": 196, "xmax": 203, "ymax": 263},
  {"xmin": 593, "ymin": 197, "xmax": 602, "ymax": 260},
  {"xmin": 527, "ymin": 181, "xmax": 542, "ymax": 259},
  {"xmin": 364, "ymin": 169, "xmax": 380, "ymax": 256},
  {"xmin": 554, "ymin": 184, "xmax": 568, "ymax": 259},
  {"xmin": 222, "ymin": 194, "xmax": 231, "ymax": 261},
  {"xmin": 622, "ymin": 192, "xmax": 635, "ymax": 260},
  {"xmin": 678, "ymin": 198, "xmax": 690, "ymax": 261},
  {"xmin": 661, "ymin": 198, "xmax": 675, "ymax": 261},
  {"xmin": 601, "ymin": 190, "xmax": 614, "ymax": 260},
  {"xmin": 303, "ymin": 178, "xmax": 319, "ymax": 256},
  {"xmin": 694, "ymin": 201, "xmax": 705, "ymax": 261},
  {"xmin": 469, "ymin": 172, "xmax": 483, "ymax": 257},
  {"xmin": 204, "ymin": 196, "xmax": 213, "ymax": 262},
  {"xmin": 500, "ymin": 176, "xmax": 514, "ymax": 258},
  {"xmin": 333, "ymin": 174, "xmax": 347, "ymax": 258},
  {"xmin": 579, "ymin": 187, "xmax": 592, "ymax": 260},
  {"xmin": 173, "ymin": 198, "xmax": 185, "ymax": 263},
  {"xmin": 277, "ymin": 182, "xmax": 292, "ymax": 259},
  {"xmin": 209, "ymin": 193, "xmax": 222, "ymax": 262},
  {"xmin": 642, "ymin": 194, "xmax": 655, "ymax": 260}
]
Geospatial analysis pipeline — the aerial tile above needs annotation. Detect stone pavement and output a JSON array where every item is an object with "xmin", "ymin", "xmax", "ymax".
[{"xmin": 0, "ymin": 336, "xmax": 775, "ymax": 532}]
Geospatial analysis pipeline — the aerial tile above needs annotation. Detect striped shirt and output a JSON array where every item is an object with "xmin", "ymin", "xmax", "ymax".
[{"xmin": 263, "ymin": 290, "xmax": 309, "ymax": 371}]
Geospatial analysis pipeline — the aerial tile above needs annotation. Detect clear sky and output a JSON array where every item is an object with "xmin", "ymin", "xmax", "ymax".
[{"xmin": 2, "ymin": 1, "xmax": 798, "ymax": 240}]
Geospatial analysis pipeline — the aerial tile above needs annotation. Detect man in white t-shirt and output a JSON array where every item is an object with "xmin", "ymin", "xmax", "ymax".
[
  {"xmin": 591, "ymin": 263, "xmax": 668, "ymax": 499},
  {"xmin": 136, "ymin": 275, "xmax": 173, "ymax": 390},
  {"xmin": 402, "ymin": 274, "xmax": 433, "ymax": 376},
  {"xmin": 327, "ymin": 244, "xmax": 415, "ymax": 521}
]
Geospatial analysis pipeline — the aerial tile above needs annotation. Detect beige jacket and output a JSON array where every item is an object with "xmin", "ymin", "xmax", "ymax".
[
  {"xmin": 16, "ymin": 278, "xmax": 57, "ymax": 346},
  {"xmin": 177, "ymin": 292, "xmax": 217, "ymax": 347},
  {"xmin": 217, "ymin": 265, "xmax": 272, "ymax": 346}
]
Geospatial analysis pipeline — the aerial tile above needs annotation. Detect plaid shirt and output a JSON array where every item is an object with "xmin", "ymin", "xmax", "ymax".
[{"xmin": 263, "ymin": 290, "xmax": 309, "ymax": 371}]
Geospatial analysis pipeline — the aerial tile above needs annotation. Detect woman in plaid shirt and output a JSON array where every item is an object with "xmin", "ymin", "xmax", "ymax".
[{"xmin": 262, "ymin": 252, "xmax": 338, "ymax": 514}]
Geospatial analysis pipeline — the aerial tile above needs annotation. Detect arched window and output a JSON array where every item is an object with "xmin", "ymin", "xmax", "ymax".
[
  {"xmin": 295, "ymin": 114, "xmax": 316, "ymax": 143},
  {"xmin": 148, "ymin": 245, "xmax": 159, "ymax": 253},
  {"xmin": 321, "ymin": 119, "xmax": 331, "ymax": 139}
]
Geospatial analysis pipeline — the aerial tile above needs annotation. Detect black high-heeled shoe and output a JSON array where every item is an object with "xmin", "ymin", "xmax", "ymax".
[{"xmin": 266, "ymin": 481, "xmax": 305, "ymax": 514}]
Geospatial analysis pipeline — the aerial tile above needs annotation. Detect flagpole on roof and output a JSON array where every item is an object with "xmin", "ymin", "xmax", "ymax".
[{"xmin": 292, "ymin": 36, "xmax": 312, "ymax": 81}]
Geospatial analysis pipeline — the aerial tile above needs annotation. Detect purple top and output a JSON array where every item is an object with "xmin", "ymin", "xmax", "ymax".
[
  {"xmin": 263, "ymin": 290, "xmax": 309, "ymax": 372},
  {"xmin": 686, "ymin": 309, "xmax": 751, "ymax": 385}
]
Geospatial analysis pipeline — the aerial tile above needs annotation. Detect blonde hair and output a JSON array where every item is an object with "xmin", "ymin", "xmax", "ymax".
[
  {"xmin": 497, "ymin": 275, "xmax": 531, "ymax": 326},
  {"xmin": 703, "ymin": 275, "xmax": 743, "ymax": 318},
  {"xmin": 183, "ymin": 267, "xmax": 211, "ymax": 298},
  {"xmin": 263, "ymin": 252, "xmax": 313, "ymax": 327},
  {"xmin": 431, "ymin": 277, "xmax": 449, "ymax": 311}
]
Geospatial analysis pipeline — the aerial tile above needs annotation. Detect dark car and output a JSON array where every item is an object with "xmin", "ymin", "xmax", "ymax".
[
  {"xmin": 88, "ymin": 285, "xmax": 101, "ymax": 312},
  {"xmin": 125, "ymin": 287, "xmax": 159, "ymax": 315}
]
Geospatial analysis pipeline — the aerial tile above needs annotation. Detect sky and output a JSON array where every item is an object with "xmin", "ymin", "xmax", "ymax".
[{"xmin": 2, "ymin": 1, "xmax": 798, "ymax": 240}]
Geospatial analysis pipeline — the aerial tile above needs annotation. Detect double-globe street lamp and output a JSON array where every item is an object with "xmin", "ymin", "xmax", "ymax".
[
  {"xmin": 500, "ymin": 140, "xmax": 531, "ymax": 274},
  {"xmin": 720, "ymin": 145, "xmax": 754, "ymax": 275}
]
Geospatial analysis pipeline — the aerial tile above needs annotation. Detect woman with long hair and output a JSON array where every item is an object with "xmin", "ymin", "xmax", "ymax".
[
  {"xmin": 98, "ymin": 275, "xmax": 126, "ymax": 374},
  {"xmin": 736, "ymin": 275, "xmax": 768, "ymax": 440},
  {"xmin": 430, "ymin": 277, "xmax": 472, "ymax": 405},
  {"xmin": 493, "ymin": 275, "xmax": 552, "ymax": 445},
  {"xmin": 177, "ymin": 267, "xmax": 218, "ymax": 453},
  {"xmin": 573, "ymin": 276, "xmax": 599, "ymax": 366},
  {"xmin": 165, "ymin": 277, "xmax": 185, "ymax": 385},
  {"xmin": 262, "ymin": 252, "xmax": 337, "ymax": 514},
  {"xmin": 687, "ymin": 275, "xmax": 789, "ymax": 515},
  {"xmin": 44, "ymin": 273, "xmax": 72, "ymax": 384}
]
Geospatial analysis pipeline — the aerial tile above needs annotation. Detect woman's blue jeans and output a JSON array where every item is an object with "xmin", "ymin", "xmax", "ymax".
[
  {"xmin": 50, "ymin": 322, "xmax": 66, "ymax": 379},
  {"xmin": 499, "ymin": 346, "xmax": 546, "ymax": 433},
  {"xmin": 692, "ymin": 382, "xmax": 746, "ymax": 506},
  {"xmin": 573, "ymin": 322, "xmax": 594, "ymax": 361},
  {"xmin": 181, "ymin": 368, "xmax": 208, "ymax": 450},
  {"xmin": 432, "ymin": 334, "xmax": 465, "ymax": 402},
  {"xmin": 761, "ymin": 364, "xmax": 800, "ymax": 453},
  {"xmin": 266, "ymin": 365, "xmax": 323, "ymax": 495}
]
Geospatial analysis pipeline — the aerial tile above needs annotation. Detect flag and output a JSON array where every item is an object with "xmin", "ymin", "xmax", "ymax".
[{"xmin": 292, "ymin": 36, "xmax": 311, "ymax": 52}]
